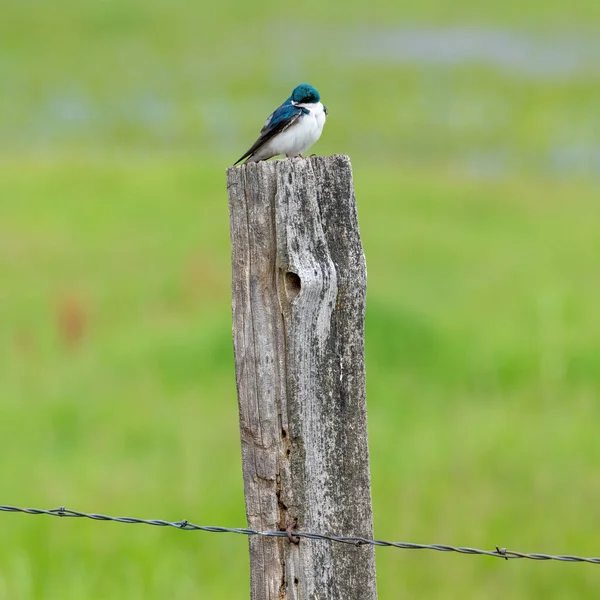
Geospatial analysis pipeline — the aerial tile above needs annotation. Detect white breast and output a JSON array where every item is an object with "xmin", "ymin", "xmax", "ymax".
[{"xmin": 261, "ymin": 102, "xmax": 327, "ymax": 159}]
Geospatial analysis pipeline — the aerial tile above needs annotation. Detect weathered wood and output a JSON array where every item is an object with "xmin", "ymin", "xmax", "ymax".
[{"xmin": 227, "ymin": 155, "xmax": 377, "ymax": 600}]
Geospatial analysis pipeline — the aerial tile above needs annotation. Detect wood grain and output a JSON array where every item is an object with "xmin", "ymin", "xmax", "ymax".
[{"xmin": 227, "ymin": 155, "xmax": 377, "ymax": 600}]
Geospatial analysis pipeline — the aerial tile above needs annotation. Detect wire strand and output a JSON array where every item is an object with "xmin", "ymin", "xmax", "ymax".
[{"xmin": 2, "ymin": 504, "xmax": 599, "ymax": 564}]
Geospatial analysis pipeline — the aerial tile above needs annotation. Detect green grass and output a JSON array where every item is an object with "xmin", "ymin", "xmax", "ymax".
[
  {"xmin": 1, "ymin": 160, "xmax": 599, "ymax": 598},
  {"xmin": 2, "ymin": 0, "xmax": 600, "ymax": 597}
]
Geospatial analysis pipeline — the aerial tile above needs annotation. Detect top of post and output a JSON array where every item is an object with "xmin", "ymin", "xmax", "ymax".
[{"xmin": 226, "ymin": 154, "xmax": 352, "ymax": 178}]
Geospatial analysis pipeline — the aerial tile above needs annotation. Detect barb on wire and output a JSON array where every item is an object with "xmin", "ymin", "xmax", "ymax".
[{"xmin": 1, "ymin": 504, "xmax": 599, "ymax": 564}]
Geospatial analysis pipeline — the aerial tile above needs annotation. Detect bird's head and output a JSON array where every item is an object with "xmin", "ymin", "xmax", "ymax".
[{"xmin": 291, "ymin": 83, "xmax": 320, "ymax": 104}]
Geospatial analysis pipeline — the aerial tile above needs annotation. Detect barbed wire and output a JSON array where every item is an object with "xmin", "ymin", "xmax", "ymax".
[{"xmin": 2, "ymin": 504, "xmax": 599, "ymax": 564}]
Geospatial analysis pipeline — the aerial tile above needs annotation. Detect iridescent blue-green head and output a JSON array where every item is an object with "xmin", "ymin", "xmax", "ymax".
[{"xmin": 291, "ymin": 83, "xmax": 320, "ymax": 104}]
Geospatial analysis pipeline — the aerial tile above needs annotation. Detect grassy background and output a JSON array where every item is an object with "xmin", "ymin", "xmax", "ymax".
[{"xmin": 1, "ymin": 0, "xmax": 600, "ymax": 598}]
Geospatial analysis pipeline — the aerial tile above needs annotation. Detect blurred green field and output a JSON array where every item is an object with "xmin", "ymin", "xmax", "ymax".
[{"xmin": 2, "ymin": 0, "xmax": 600, "ymax": 598}]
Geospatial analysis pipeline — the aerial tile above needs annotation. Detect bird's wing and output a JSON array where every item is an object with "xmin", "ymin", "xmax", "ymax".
[
  {"xmin": 261, "ymin": 95, "xmax": 292, "ymax": 131},
  {"xmin": 234, "ymin": 103, "xmax": 306, "ymax": 165}
]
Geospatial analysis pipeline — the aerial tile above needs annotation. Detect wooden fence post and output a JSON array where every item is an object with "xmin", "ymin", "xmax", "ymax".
[{"xmin": 227, "ymin": 155, "xmax": 377, "ymax": 600}]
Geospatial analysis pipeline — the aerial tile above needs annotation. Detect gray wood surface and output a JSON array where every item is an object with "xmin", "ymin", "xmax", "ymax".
[{"xmin": 227, "ymin": 155, "xmax": 377, "ymax": 600}]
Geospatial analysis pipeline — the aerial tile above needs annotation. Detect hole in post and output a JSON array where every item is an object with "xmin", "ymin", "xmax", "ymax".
[
  {"xmin": 284, "ymin": 272, "xmax": 301, "ymax": 301},
  {"xmin": 281, "ymin": 428, "xmax": 287, "ymax": 438}
]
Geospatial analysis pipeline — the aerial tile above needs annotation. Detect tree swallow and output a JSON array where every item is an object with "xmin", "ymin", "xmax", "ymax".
[{"xmin": 234, "ymin": 83, "xmax": 328, "ymax": 165}]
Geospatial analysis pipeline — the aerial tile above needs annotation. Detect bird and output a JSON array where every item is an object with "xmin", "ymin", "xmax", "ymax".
[{"xmin": 234, "ymin": 83, "xmax": 328, "ymax": 165}]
